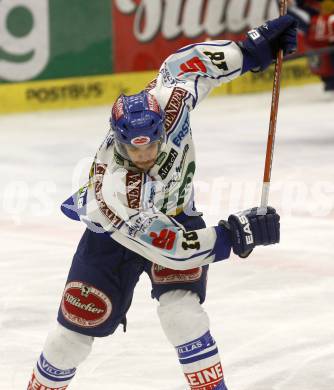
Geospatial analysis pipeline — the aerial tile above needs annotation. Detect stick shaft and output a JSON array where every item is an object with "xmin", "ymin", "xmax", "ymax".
[{"xmin": 260, "ymin": 0, "xmax": 288, "ymax": 208}]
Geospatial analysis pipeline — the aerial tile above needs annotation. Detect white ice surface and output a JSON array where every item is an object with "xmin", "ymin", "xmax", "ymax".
[{"xmin": 0, "ymin": 83, "xmax": 334, "ymax": 390}]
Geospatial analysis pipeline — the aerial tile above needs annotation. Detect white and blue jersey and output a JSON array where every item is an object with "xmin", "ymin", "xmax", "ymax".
[{"xmin": 61, "ymin": 40, "xmax": 245, "ymax": 270}]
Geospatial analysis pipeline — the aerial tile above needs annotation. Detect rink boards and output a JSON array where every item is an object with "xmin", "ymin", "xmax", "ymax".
[{"xmin": 0, "ymin": 58, "xmax": 319, "ymax": 114}]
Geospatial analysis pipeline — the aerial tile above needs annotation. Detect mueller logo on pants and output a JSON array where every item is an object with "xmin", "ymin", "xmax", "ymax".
[{"xmin": 61, "ymin": 281, "xmax": 112, "ymax": 328}]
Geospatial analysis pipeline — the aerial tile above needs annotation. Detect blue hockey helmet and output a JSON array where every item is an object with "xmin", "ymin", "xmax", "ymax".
[{"xmin": 110, "ymin": 91, "xmax": 165, "ymax": 158}]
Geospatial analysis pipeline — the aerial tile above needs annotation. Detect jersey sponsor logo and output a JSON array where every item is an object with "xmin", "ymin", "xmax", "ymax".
[
  {"xmin": 160, "ymin": 160, "xmax": 194, "ymax": 215},
  {"xmin": 164, "ymin": 87, "xmax": 188, "ymax": 134},
  {"xmin": 149, "ymin": 228, "xmax": 176, "ymax": 250},
  {"xmin": 94, "ymin": 164, "xmax": 123, "ymax": 228},
  {"xmin": 203, "ymin": 51, "xmax": 229, "ymax": 71},
  {"xmin": 172, "ymin": 116, "xmax": 190, "ymax": 147},
  {"xmin": 158, "ymin": 148, "xmax": 178, "ymax": 179},
  {"xmin": 126, "ymin": 172, "xmax": 142, "ymax": 209},
  {"xmin": 185, "ymin": 363, "xmax": 224, "ymax": 389},
  {"xmin": 141, "ymin": 181, "xmax": 156, "ymax": 209},
  {"xmin": 163, "ymin": 144, "xmax": 189, "ymax": 193},
  {"xmin": 131, "ymin": 136, "xmax": 151, "ymax": 145},
  {"xmin": 160, "ymin": 65, "xmax": 177, "ymax": 87},
  {"xmin": 177, "ymin": 143, "xmax": 189, "ymax": 173},
  {"xmin": 151, "ymin": 264, "xmax": 202, "ymax": 284},
  {"xmin": 61, "ymin": 281, "xmax": 112, "ymax": 328},
  {"xmin": 164, "ymin": 172, "xmax": 181, "ymax": 192},
  {"xmin": 176, "ymin": 160, "xmax": 195, "ymax": 208},
  {"xmin": 127, "ymin": 214, "xmax": 159, "ymax": 237},
  {"xmin": 181, "ymin": 143, "xmax": 190, "ymax": 161},
  {"xmin": 178, "ymin": 56, "xmax": 207, "ymax": 76},
  {"xmin": 156, "ymin": 151, "xmax": 167, "ymax": 165},
  {"xmin": 28, "ymin": 372, "xmax": 68, "ymax": 390}
]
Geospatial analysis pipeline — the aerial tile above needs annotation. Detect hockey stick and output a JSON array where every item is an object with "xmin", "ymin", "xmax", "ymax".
[{"xmin": 260, "ymin": 0, "xmax": 288, "ymax": 211}]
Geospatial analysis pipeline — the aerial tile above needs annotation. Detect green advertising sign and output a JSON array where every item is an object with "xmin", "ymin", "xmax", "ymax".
[{"xmin": 0, "ymin": 0, "xmax": 112, "ymax": 83}]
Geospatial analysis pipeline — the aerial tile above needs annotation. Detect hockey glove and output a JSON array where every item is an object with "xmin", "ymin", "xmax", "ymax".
[
  {"xmin": 240, "ymin": 15, "xmax": 298, "ymax": 72},
  {"xmin": 220, "ymin": 207, "xmax": 280, "ymax": 258}
]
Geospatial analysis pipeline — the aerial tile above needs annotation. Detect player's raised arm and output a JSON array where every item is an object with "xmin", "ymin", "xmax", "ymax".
[
  {"xmin": 158, "ymin": 15, "xmax": 297, "ymax": 107},
  {"xmin": 111, "ymin": 205, "xmax": 280, "ymax": 270}
]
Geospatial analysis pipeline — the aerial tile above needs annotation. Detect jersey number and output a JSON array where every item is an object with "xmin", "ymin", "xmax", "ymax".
[
  {"xmin": 203, "ymin": 51, "xmax": 229, "ymax": 71},
  {"xmin": 182, "ymin": 231, "xmax": 200, "ymax": 250}
]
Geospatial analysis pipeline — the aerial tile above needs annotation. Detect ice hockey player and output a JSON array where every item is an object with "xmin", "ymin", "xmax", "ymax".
[
  {"xmin": 288, "ymin": 0, "xmax": 334, "ymax": 91},
  {"xmin": 27, "ymin": 15, "xmax": 297, "ymax": 390}
]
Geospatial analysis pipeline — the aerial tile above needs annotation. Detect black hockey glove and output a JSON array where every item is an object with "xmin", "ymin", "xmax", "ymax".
[
  {"xmin": 239, "ymin": 15, "xmax": 298, "ymax": 72},
  {"xmin": 220, "ymin": 207, "xmax": 280, "ymax": 258}
]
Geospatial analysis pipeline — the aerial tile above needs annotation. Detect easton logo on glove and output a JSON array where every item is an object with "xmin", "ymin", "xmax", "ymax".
[
  {"xmin": 236, "ymin": 214, "xmax": 254, "ymax": 245},
  {"xmin": 225, "ymin": 206, "xmax": 280, "ymax": 258}
]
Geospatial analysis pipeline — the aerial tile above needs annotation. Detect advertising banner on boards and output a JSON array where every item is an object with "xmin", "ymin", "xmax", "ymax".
[
  {"xmin": 0, "ymin": 0, "xmax": 320, "ymax": 114},
  {"xmin": 0, "ymin": 0, "xmax": 112, "ymax": 83},
  {"xmin": 112, "ymin": 0, "xmax": 280, "ymax": 73}
]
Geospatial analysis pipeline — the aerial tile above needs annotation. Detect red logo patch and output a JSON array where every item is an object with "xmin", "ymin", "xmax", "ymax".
[
  {"xmin": 152, "ymin": 264, "xmax": 202, "ymax": 284},
  {"xmin": 61, "ymin": 281, "xmax": 112, "ymax": 328},
  {"xmin": 131, "ymin": 136, "xmax": 151, "ymax": 145},
  {"xmin": 149, "ymin": 228, "xmax": 176, "ymax": 250},
  {"xmin": 185, "ymin": 363, "xmax": 224, "ymax": 390},
  {"xmin": 178, "ymin": 56, "xmax": 207, "ymax": 76}
]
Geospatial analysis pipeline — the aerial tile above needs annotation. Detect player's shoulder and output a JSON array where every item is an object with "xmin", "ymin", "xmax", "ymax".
[{"xmin": 146, "ymin": 74, "xmax": 191, "ymax": 108}]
